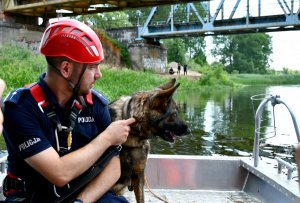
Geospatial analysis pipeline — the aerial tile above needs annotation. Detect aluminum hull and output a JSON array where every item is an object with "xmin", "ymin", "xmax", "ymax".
[{"xmin": 124, "ymin": 154, "xmax": 300, "ymax": 203}]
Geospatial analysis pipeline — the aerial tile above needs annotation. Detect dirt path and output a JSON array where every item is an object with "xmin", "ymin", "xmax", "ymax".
[{"xmin": 160, "ymin": 70, "xmax": 201, "ymax": 80}]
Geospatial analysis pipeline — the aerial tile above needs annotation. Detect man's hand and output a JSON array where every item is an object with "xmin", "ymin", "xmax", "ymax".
[{"xmin": 101, "ymin": 118, "xmax": 136, "ymax": 146}]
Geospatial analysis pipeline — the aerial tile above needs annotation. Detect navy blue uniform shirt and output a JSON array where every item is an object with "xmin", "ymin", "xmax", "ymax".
[{"xmin": 3, "ymin": 73, "xmax": 111, "ymax": 187}]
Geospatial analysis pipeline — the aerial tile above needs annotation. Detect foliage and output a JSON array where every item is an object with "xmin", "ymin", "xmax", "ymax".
[
  {"xmin": 182, "ymin": 37, "xmax": 206, "ymax": 59},
  {"xmin": 193, "ymin": 51, "xmax": 208, "ymax": 66},
  {"xmin": 185, "ymin": 59, "xmax": 202, "ymax": 72},
  {"xmin": 125, "ymin": 8, "xmax": 152, "ymax": 26},
  {"xmin": 97, "ymin": 32, "xmax": 132, "ymax": 68},
  {"xmin": 95, "ymin": 69, "xmax": 165, "ymax": 101},
  {"xmin": 229, "ymin": 73, "xmax": 300, "ymax": 85},
  {"xmin": 199, "ymin": 63, "xmax": 234, "ymax": 86},
  {"xmin": 163, "ymin": 38, "xmax": 186, "ymax": 65},
  {"xmin": 77, "ymin": 12, "xmax": 132, "ymax": 29},
  {"xmin": 211, "ymin": 33, "xmax": 273, "ymax": 74}
]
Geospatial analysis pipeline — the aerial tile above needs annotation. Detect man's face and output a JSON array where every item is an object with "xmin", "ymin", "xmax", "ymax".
[{"xmin": 78, "ymin": 63, "xmax": 102, "ymax": 95}]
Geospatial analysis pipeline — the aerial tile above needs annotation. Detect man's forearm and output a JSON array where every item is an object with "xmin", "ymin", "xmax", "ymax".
[{"xmin": 76, "ymin": 156, "xmax": 121, "ymax": 203}]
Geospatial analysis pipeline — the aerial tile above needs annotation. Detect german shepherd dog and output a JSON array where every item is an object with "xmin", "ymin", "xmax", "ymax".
[{"xmin": 109, "ymin": 78, "xmax": 190, "ymax": 203}]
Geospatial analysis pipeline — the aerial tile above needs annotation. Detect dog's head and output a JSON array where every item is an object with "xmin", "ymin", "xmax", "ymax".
[{"xmin": 130, "ymin": 78, "xmax": 191, "ymax": 143}]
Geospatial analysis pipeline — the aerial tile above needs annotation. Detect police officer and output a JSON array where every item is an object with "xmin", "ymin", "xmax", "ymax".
[{"xmin": 2, "ymin": 19, "xmax": 135, "ymax": 202}]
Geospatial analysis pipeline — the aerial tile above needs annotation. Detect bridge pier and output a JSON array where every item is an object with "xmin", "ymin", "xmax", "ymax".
[
  {"xmin": 0, "ymin": 2, "xmax": 43, "ymax": 51},
  {"xmin": 128, "ymin": 40, "xmax": 167, "ymax": 73}
]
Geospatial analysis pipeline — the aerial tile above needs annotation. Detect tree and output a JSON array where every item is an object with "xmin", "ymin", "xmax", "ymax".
[
  {"xmin": 211, "ymin": 33, "xmax": 272, "ymax": 74},
  {"xmin": 182, "ymin": 37, "xmax": 206, "ymax": 59},
  {"xmin": 193, "ymin": 51, "xmax": 208, "ymax": 66},
  {"xmin": 211, "ymin": 35, "xmax": 236, "ymax": 73},
  {"xmin": 164, "ymin": 38, "xmax": 186, "ymax": 64},
  {"xmin": 77, "ymin": 12, "xmax": 132, "ymax": 29}
]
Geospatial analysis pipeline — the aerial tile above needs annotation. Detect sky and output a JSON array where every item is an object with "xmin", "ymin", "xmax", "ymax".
[
  {"xmin": 205, "ymin": 0, "xmax": 300, "ymax": 71},
  {"xmin": 268, "ymin": 31, "xmax": 300, "ymax": 71}
]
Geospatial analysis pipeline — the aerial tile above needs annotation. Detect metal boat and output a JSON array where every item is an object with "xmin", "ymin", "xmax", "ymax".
[{"xmin": 0, "ymin": 95, "xmax": 299, "ymax": 202}]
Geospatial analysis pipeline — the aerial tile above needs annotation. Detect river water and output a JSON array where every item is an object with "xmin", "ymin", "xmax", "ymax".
[{"xmin": 150, "ymin": 85, "xmax": 300, "ymax": 163}]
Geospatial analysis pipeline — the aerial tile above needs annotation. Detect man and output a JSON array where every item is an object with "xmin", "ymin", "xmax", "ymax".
[
  {"xmin": 183, "ymin": 64, "xmax": 187, "ymax": 75},
  {"xmin": 2, "ymin": 19, "xmax": 135, "ymax": 202},
  {"xmin": 0, "ymin": 79, "xmax": 5, "ymax": 134}
]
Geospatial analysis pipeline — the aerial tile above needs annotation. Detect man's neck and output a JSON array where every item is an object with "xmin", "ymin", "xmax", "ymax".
[{"xmin": 44, "ymin": 73, "xmax": 73, "ymax": 107}]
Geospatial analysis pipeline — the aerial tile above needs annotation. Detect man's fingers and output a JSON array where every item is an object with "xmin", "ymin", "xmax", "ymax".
[
  {"xmin": 0, "ymin": 79, "xmax": 6, "ymax": 97},
  {"xmin": 124, "ymin": 118, "xmax": 136, "ymax": 126}
]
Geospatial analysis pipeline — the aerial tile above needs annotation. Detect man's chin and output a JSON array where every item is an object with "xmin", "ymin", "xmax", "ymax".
[{"xmin": 79, "ymin": 89, "xmax": 91, "ymax": 97}]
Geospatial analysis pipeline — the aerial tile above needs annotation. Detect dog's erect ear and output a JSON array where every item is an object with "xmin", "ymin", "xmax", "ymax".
[
  {"xmin": 157, "ymin": 78, "xmax": 176, "ymax": 90},
  {"xmin": 150, "ymin": 83, "xmax": 180, "ymax": 110}
]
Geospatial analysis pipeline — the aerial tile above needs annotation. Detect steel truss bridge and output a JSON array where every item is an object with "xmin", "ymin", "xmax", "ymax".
[
  {"xmin": 139, "ymin": 0, "xmax": 300, "ymax": 39},
  {"xmin": 2, "ymin": 0, "xmax": 300, "ymax": 39}
]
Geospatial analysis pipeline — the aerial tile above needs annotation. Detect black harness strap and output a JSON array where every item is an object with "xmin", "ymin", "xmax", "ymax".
[
  {"xmin": 53, "ymin": 145, "xmax": 122, "ymax": 203},
  {"xmin": 30, "ymin": 83, "xmax": 83, "ymax": 152}
]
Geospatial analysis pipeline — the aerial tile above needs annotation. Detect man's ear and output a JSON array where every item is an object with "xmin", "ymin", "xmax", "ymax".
[{"xmin": 59, "ymin": 60, "xmax": 72, "ymax": 78}]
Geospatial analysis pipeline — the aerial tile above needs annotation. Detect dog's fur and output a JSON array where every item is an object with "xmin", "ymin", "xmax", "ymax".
[{"xmin": 109, "ymin": 78, "xmax": 190, "ymax": 203}]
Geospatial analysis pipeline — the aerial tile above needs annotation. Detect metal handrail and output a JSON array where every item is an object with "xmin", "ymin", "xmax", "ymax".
[{"xmin": 253, "ymin": 95, "xmax": 300, "ymax": 167}]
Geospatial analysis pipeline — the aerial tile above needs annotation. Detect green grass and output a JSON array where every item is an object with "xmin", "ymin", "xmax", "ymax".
[
  {"xmin": 95, "ymin": 68, "xmax": 166, "ymax": 101},
  {"xmin": 229, "ymin": 73, "xmax": 300, "ymax": 85}
]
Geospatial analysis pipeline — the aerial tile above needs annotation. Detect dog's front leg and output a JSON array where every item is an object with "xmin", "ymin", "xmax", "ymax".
[{"xmin": 132, "ymin": 162, "xmax": 147, "ymax": 203}]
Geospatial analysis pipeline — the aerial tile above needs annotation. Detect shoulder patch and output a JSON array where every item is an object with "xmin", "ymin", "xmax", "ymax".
[
  {"xmin": 4, "ymin": 87, "xmax": 30, "ymax": 104},
  {"xmin": 91, "ymin": 89, "xmax": 108, "ymax": 106}
]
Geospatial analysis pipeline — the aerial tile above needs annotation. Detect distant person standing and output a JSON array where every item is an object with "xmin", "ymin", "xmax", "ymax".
[
  {"xmin": 183, "ymin": 64, "xmax": 187, "ymax": 75},
  {"xmin": 177, "ymin": 64, "xmax": 181, "ymax": 75}
]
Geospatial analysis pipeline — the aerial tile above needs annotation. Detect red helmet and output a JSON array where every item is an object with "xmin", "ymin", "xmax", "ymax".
[{"xmin": 39, "ymin": 19, "xmax": 104, "ymax": 64}]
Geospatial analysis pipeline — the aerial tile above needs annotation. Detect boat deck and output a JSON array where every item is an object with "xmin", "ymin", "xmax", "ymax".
[
  {"xmin": 124, "ymin": 189, "xmax": 262, "ymax": 203},
  {"xmin": 123, "ymin": 154, "xmax": 300, "ymax": 203}
]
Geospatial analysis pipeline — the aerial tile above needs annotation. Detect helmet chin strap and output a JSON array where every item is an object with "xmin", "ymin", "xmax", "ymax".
[
  {"xmin": 46, "ymin": 58, "xmax": 87, "ymax": 98},
  {"xmin": 72, "ymin": 63, "xmax": 87, "ymax": 97}
]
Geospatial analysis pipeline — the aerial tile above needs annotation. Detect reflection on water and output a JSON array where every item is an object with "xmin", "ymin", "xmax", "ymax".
[{"xmin": 150, "ymin": 85, "xmax": 300, "ymax": 163}]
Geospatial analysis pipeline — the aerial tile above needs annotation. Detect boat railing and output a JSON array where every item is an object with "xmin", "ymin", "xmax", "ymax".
[
  {"xmin": 252, "ymin": 94, "xmax": 300, "ymax": 179},
  {"xmin": 0, "ymin": 151, "xmax": 7, "ymax": 182}
]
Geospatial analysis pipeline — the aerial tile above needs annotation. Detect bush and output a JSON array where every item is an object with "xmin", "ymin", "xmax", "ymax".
[{"xmin": 199, "ymin": 63, "xmax": 234, "ymax": 86}]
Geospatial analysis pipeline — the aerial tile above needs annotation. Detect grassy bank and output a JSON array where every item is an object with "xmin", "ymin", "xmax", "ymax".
[{"xmin": 229, "ymin": 74, "xmax": 300, "ymax": 85}]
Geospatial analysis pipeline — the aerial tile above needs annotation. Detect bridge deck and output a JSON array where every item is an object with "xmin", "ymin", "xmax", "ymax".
[{"xmin": 2, "ymin": 0, "xmax": 200, "ymax": 17}]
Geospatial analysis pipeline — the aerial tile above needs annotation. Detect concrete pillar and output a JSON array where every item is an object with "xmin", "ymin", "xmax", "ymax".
[
  {"xmin": 128, "ymin": 40, "xmax": 167, "ymax": 73},
  {"xmin": 0, "ymin": 0, "xmax": 44, "ymax": 50}
]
